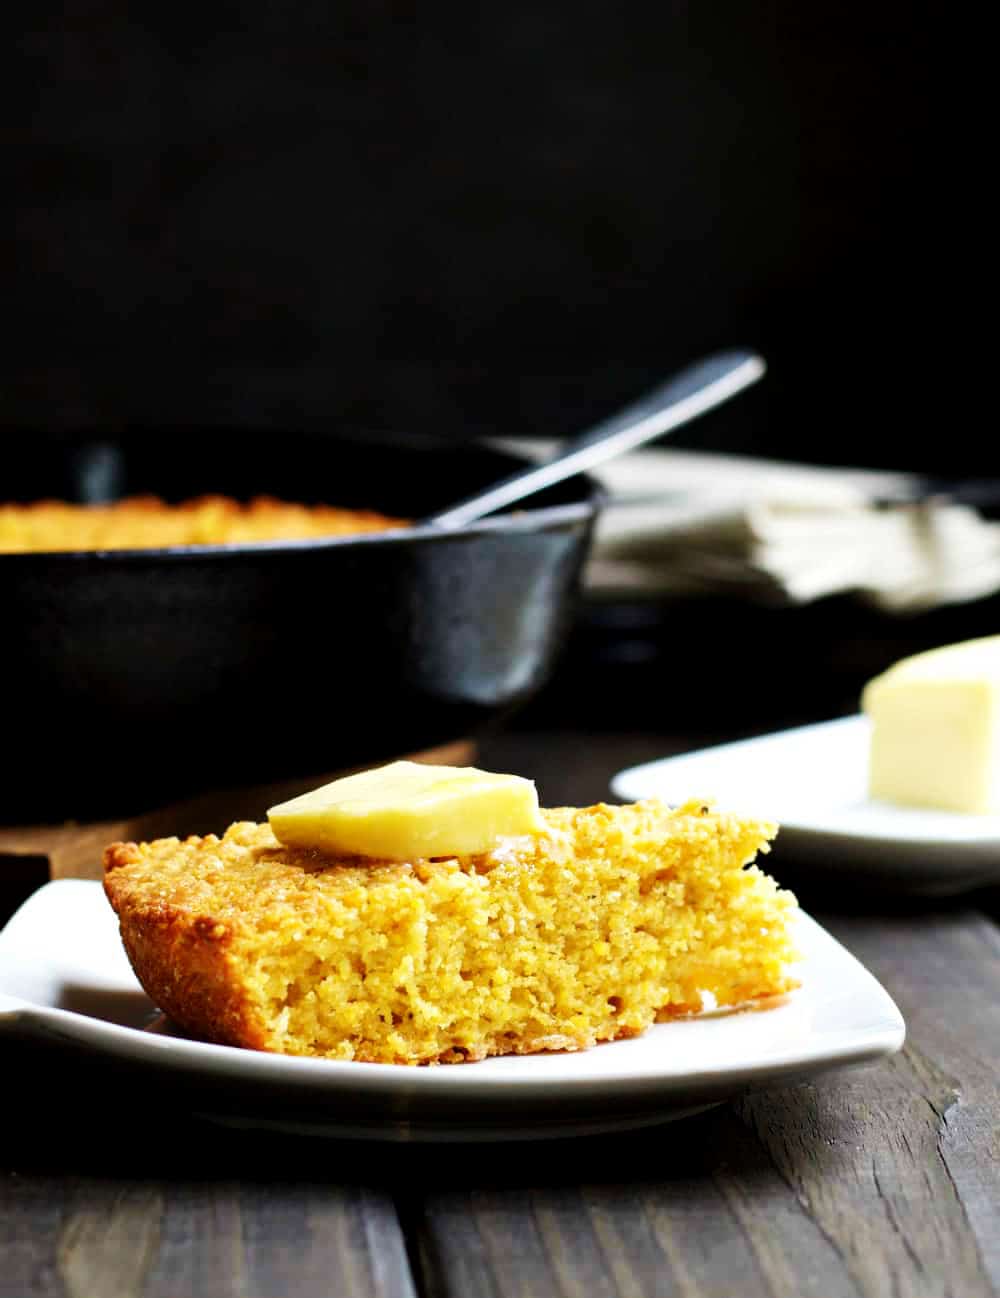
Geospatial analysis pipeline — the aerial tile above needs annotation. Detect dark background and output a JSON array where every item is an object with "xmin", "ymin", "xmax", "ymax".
[{"xmin": 11, "ymin": 4, "xmax": 951, "ymax": 471}]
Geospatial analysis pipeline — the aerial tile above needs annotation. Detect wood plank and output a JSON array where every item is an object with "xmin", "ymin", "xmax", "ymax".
[
  {"xmin": 40, "ymin": 1178, "xmax": 415, "ymax": 1298},
  {"xmin": 4, "ymin": 1178, "xmax": 416, "ymax": 1298},
  {"xmin": 0, "ymin": 1082, "xmax": 417, "ymax": 1298},
  {"xmin": 819, "ymin": 910, "xmax": 1000, "ymax": 1295},
  {"xmin": 407, "ymin": 911, "xmax": 1000, "ymax": 1298},
  {"xmin": 2, "ymin": 1172, "xmax": 67, "ymax": 1298},
  {"xmin": 407, "ymin": 1113, "xmax": 859, "ymax": 1298},
  {"xmin": 143, "ymin": 1180, "xmax": 415, "ymax": 1298}
]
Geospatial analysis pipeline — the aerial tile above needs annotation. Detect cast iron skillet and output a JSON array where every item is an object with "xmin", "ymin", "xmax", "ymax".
[{"xmin": 1, "ymin": 427, "xmax": 601, "ymax": 820}]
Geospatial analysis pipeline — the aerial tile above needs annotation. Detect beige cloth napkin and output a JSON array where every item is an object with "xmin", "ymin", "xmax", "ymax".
[{"xmin": 496, "ymin": 442, "xmax": 1000, "ymax": 612}]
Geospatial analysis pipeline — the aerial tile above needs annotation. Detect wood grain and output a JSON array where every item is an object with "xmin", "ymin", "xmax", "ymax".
[
  {"xmin": 0, "ymin": 1116, "xmax": 418, "ymax": 1298},
  {"xmin": 822, "ymin": 912, "xmax": 1000, "ymax": 1296},
  {"xmin": 49, "ymin": 1179, "xmax": 416, "ymax": 1298}
]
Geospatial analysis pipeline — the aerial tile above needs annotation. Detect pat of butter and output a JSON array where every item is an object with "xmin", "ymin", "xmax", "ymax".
[
  {"xmin": 862, "ymin": 635, "xmax": 1000, "ymax": 813},
  {"xmin": 267, "ymin": 760, "xmax": 546, "ymax": 859}
]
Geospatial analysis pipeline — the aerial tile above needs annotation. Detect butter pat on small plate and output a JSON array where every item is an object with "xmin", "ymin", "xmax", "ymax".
[
  {"xmin": 863, "ymin": 635, "xmax": 1000, "ymax": 815},
  {"xmin": 612, "ymin": 717, "xmax": 1000, "ymax": 895}
]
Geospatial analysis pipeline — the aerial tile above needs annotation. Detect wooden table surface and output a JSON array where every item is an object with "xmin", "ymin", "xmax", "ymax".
[{"xmin": 2, "ymin": 727, "xmax": 998, "ymax": 1298}]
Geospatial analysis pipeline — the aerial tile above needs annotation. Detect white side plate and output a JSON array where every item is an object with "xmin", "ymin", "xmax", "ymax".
[
  {"xmin": 0, "ymin": 880, "xmax": 904, "ymax": 1142},
  {"xmin": 612, "ymin": 715, "xmax": 1000, "ymax": 894}
]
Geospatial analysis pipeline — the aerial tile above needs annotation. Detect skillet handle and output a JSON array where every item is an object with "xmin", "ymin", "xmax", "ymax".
[{"xmin": 426, "ymin": 349, "xmax": 765, "ymax": 528}]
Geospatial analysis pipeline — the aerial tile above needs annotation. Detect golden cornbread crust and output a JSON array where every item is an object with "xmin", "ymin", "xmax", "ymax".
[
  {"xmin": 0, "ymin": 495, "xmax": 405, "ymax": 553},
  {"xmin": 103, "ymin": 801, "xmax": 799, "ymax": 1065}
]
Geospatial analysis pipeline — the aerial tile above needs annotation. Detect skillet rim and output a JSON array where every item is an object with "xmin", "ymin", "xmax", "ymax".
[
  {"xmin": 0, "ymin": 441, "xmax": 605, "ymax": 564},
  {"xmin": 0, "ymin": 498, "xmax": 601, "ymax": 565}
]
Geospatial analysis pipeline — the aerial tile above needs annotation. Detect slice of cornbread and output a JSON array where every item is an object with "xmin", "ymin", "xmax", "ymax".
[{"xmin": 103, "ymin": 800, "xmax": 798, "ymax": 1065}]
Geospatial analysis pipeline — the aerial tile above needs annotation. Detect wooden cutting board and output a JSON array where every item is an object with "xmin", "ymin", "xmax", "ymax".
[{"xmin": 0, "ymin": 740, "xmax": 475, "ymax": 884}]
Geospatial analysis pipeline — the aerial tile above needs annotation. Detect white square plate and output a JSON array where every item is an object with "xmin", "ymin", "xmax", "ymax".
[
  {"xmin": 612, "ymin": 716, "xmax": 1000, "ymax": 895},
  {"xmin": 0, "ymin": 880, "xmax": 904, "ymax": 1141}
]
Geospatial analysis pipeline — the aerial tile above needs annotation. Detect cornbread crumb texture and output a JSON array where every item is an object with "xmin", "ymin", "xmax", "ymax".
[
  {"xmin": 0, "ymin": 495, "xmax": 405, "ymax": 553},
  {"xmin": 104, "ymin": 800, "xmax": 798, "ymax": 1066}
]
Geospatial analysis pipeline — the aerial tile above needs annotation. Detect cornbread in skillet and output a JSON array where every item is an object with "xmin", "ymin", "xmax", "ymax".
[
  {"xmin": 103, "ymin": 800, "xmax": 798, "ymax": 1065},
  {"xmin": 0, "ymin": 494, "xmax": 404, "ymax": 553}
]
